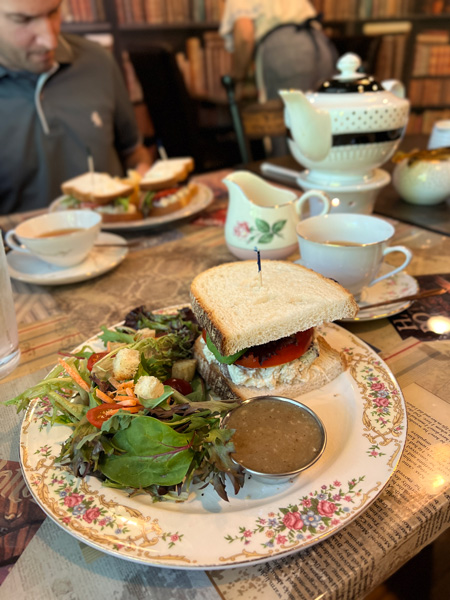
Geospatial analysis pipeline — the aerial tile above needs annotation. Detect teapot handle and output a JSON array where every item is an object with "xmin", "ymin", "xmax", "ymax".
[{"xmin": 295, "ymin": 190, "xmax": 331, "ymax": 218}]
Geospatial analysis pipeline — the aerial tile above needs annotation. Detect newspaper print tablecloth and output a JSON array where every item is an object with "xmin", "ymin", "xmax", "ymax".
[{"xmin": 1, "ymin": 173, "xmax": 450, "ymax": 599}]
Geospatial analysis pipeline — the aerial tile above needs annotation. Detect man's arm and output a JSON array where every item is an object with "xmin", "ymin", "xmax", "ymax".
[
  {"xmin": 231, "ymin": 17, "xmax": 256, "ymax": 101},
  {"xmin": 123, "ymin": 144, "xmax": 153, "ymax": 176}
]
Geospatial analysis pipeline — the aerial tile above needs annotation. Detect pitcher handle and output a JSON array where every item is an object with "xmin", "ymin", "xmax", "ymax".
[
  {"xmin": 369, "ymin": 246, "xmax": 412, "ymax": 287},
  {"xmin": 295, "ymin": 190, "xmax": 331, "ymax": 219}
]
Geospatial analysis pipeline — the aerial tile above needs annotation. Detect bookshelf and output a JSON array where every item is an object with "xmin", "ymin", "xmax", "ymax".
[{"xmin": 61, "ymin": 0, "xmax": 450, "ymax": 140}]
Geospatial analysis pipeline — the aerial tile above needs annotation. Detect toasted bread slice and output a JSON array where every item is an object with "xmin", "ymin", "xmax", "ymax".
[
  {"xmin": 62, "ymin": 173, "xmax": 134, "ymax": 205},
  {"xmin": 149, "ymin": 182, "xmax": 198, "ymax": 216},
  {"xmin": 95, "ymin": 204, "xmax": 143, "ymax": 223},
  {"xmin": 190, "ymin": 261, "xmax": 358, "ymax": 356},
  {"xmin": 139, "ymin": 158, "xmax": 194, "ymax": 191},
  {"xmin": 194, "ymin": 335, "xmax": 347, "ymax": 400}
]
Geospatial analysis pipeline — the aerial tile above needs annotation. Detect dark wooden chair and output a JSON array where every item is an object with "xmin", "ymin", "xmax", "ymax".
[{"xmin": 221, "ymin": 75, "xmax": 287, "ymax": 164}]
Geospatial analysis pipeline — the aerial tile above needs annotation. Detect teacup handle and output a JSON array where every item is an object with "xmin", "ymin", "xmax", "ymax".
[
  {"xmin": 370, "ymin": 246, "xmax": 413, "ymax": 286},
  {"xmin": 295, "ymin": 190, "xmax": 331, "ymax": 218},
  {"xmin": 4, "ymin": 230, "xmax": 29, "ymax": 253}
]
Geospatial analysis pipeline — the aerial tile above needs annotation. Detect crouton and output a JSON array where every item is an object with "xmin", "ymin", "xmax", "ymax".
[
  {"xmin": 134, "ymin": 328, "xmax": 156, "ymax": 341},
  {"xmin": 134, "ymin": 376, "xmax": 164, "ymax": 400},
  {"xmin": 113, "ymin": 348, "xmax": 140, "ymax": 381}
]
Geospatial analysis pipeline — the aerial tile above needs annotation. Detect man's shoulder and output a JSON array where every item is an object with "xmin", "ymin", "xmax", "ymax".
[{"xmin": 59, "ymin": 33, "xmax": 113, "ymax": 65}]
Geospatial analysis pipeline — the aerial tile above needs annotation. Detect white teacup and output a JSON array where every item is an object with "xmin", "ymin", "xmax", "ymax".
[
  {"xmin": 5, "ymin": 210, "xmax": 101, "ymax": 267},
  {"xmin": 296, "ymin": 214, "xmax": 412, "ymax": 297}
]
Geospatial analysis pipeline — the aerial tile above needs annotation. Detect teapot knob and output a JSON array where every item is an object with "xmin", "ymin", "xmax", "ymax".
[{"xmin": 336, "ymin": 53, "xmax": 363, "ymax": 80}]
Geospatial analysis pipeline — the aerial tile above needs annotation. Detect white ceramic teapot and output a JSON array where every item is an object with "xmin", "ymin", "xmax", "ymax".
[{"xmin": 279, "ymin": 53, "xmax": 410, "ymax": 183}]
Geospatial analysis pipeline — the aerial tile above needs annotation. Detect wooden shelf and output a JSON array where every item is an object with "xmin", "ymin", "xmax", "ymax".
[
  {"xmin": 411, "ymin": 75, "xmax": 450, "ymax": 79},
  {"xmin": 118, "ymin": 21, "xmax": 220, "ymax": 31},
  {"xmin": 61, "ymin": 22, "xmax": 111, "ymax": 34},
  {"xmin": 411, "ymin": 105, "xmax": 450, "ymax": 111}
]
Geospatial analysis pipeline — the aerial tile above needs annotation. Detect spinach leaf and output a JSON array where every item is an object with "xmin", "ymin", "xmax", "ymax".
[
  {"xmin": 98, "ymin": 326, "xmax": 135, "ymax": 345},
  {"xmin": 99, "ymin": 416, "xmax": 194, "ymax": 487},
  {"xmin": 205, "ymin": 332, "xmax": 246, "ymax": 365}
]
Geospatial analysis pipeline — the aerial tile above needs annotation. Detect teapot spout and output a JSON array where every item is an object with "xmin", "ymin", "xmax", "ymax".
[
  {"xmin": 381, "ymin": 79, "xmax": 406, "ymax": 98},
  {"xmin": 279, "ymin": 89, "xmax": 332, "ymax": 162}
]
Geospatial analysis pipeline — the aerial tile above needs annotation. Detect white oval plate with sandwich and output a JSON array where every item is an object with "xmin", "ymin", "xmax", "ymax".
[
  {"xmin": 7, "ymin": 232, "xmax": 128, "ymax": 286},
  {"xmin": 49, "ymin": 183, "xmax": 214, "ymax": 232},
  {"xmin": 19, "ymin": 311, "xmax": 407, "ymax": 570}
]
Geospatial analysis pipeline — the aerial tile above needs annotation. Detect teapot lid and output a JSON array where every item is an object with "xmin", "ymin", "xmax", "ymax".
[{"xmin": 318, "ymin": 53, "xmax": 383, "ymax": 94}]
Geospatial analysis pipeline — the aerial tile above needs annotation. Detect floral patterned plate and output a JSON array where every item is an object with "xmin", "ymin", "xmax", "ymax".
[
  {"xmin": 49, "ymin": 183, "xmax": 214, "ymax": 232},
  {"xmin": 343, "ymin": 268, "xmax": 419, "ymax": 322},
  {"xmin": 20, "ymin": 321, "xmax": 407, "ymax": 570}
]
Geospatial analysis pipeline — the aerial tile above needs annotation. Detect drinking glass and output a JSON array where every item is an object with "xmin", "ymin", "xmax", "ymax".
[{"xmin": 0, "ymin": 239, "xmax": 20, "ymax": 379}]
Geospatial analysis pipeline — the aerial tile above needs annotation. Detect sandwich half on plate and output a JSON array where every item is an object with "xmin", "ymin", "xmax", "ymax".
[
  {"xmin": 190, "ymin": 260, "xmax": 359, "ymax": 400},
  {"xmin": 139, "ymin": 158, "xmax": 197, "ymax": 217},
  {"xmin": 60, "ymin": 172, "xmax": 142, "ymax": 223}
]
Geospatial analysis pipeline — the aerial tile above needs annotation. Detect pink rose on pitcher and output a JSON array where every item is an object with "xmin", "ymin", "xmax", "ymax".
[{"xmin": 233, "ymin": 221, "xmax": 250, "ymax": 238}]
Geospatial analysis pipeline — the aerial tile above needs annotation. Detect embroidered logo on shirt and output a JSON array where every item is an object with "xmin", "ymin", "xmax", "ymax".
[{"xmin": 91, "ymin": 111, "xmax": 103, "ymax": 127}]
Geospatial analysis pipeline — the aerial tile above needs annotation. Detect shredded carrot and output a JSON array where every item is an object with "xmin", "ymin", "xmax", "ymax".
[
  {"xmin": 125, "ymin": 387, "xmax": 135, "ymax": 397},
  {"xmin": 116, "ymin": 380, "xmax": 134, "ymax": 390},
  {"xmin": 114, "ymin": 395, "xmax": 139, "ymax": 402},
  {"xmin": 116, "ymin": 398, "xmax": 141, "ymax": 407},
  {"xmin": 96, "ymin": 389, "xmax": 115, "ymax": 404},
  {"xmin": 58, "ymin": 358, "xmax": 90, "ymax": 392},
  {"xmin": 118, "ymin": 406, "xmax": 141, "ymax": 414}
]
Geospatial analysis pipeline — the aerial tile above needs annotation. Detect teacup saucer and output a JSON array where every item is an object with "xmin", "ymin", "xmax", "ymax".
[
  {"xmin": 7, "ymin": 232, "xmax": 128, "ymax": 286},
  {"xmin": 342, "ymin": 268, "xmax": 419, "ymax": 322},
  {"xmin": 294, "ymin": 260, "xmax": 418, "ymax": 321}
]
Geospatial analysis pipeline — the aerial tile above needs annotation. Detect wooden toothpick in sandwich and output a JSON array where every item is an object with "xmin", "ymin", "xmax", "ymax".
[
  {"xmin": 254, "ymin": 246, "xmax": 262, "ymax": 287},
  {"xmin": 86, "ymin": 146, "xmax": 95, "ymax": 199}
]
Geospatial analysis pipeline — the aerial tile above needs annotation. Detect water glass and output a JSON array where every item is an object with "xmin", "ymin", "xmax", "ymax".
[{"xmin": 0, "ymin": 240, "xmax": 20, "ymax": 379}]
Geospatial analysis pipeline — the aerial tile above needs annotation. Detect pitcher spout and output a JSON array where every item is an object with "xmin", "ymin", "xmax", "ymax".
[{"xmin": 279, "ymin": 89, "xmax": 332, "ymax": 162}]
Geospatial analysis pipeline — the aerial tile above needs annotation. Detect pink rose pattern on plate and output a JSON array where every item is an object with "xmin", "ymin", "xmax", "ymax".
[
  {"xmin": 225, "ymin": 478, "xmax": 365, "ymax": 548},
  {"xmin": 20, "ymin": 322, "xmax": 406, "ymax": 566}
]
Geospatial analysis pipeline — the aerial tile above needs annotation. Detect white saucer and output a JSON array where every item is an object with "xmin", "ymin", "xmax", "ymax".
[
  {"xmin": 342, "ymin": 269, "xmax": 419, "ymax": 322},
  {"xmin": 297, "ymin": 168, "xmax": 391, "ymax": 190},
  {"xmin": 7, "ymin": 232, "xmax": 128, "ymax": 286}
]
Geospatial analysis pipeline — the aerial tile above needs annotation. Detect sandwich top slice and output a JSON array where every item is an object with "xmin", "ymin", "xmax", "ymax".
[
  {"xmin": 139, "ymin": 158, "xmax": 194, "ymax": 191},
  {"xmin": 190, "ymin": 260, "xmax": 359, "ymax": 400},
  {"xmin": 139, "ymin": 158, "xmax": 197, "ymax": 217},
  {"xmin": 61, "ymin": 172, "xmax": 142, "ymax": 223}
]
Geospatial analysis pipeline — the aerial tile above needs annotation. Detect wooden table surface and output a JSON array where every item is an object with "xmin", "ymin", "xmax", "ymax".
[{"xmin": 0, "ymin": 167, "xmax": 449, "ymax": 599}]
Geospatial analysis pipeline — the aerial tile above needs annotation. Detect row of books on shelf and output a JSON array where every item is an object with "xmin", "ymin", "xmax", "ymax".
[
  {"xmin": 413, "ymin": 45, "xmax": 450, "ymax": 75},
  {"xmin": 406, "ymin": 108, "xmax": 450, "ymax": 133},
  {"xmin": 114, "ymin": 0, "xmax": 224, "ymax": 24},
  {"xmin": 419, "ymin": 0, "xmax": 450, "ymax": 14},
  {"xmin": 313, "ymin": 0, "xmax": 416, "ymax": 19},
  {"xmin": 175, "ymin": 33, "xmax": 231, "ymax": 100},
  {"xmin": 409, "ymin": 76, "xmax": 450, "ymax": 105},
  {"xmin": 61, "ymin": 0, "xmax": 105, "ymax": 22},
  {"xmin": 412, "ymin": 30, "xmax": 450, "ymax": 76},
  {"xmin": 373, "ymin": 34, "xmax": 407, "ymax": 80}
]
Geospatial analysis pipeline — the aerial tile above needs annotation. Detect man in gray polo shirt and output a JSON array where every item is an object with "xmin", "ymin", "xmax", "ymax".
[{"xmin": 0, "ymin": 0, "xmax": 152, "ymax": 214}]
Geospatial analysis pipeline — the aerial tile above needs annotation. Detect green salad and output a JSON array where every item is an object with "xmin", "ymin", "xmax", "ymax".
[{"xmin": 7, "ymin": 307, "xmax": 244, "ymax": 503}]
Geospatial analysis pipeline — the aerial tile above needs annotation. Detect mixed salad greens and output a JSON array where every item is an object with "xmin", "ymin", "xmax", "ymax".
[{"xmin": 7, "ymin": 307, "xmax": 244, "ymax": 503}]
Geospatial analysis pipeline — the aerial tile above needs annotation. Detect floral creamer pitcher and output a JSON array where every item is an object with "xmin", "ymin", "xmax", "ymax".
[{"xmin": 224, "ymin": 171, "xmax": 330, "ymax": 260}]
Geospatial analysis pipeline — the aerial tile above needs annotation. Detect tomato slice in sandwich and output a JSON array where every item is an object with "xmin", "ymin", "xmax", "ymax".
[
  {"xmin": 202, "ymin": 328, "xmax": 314, "ymax": 368},
  {"xmin": 235, "ymin": 329, "xmax": 314, "ymax": 368}
]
